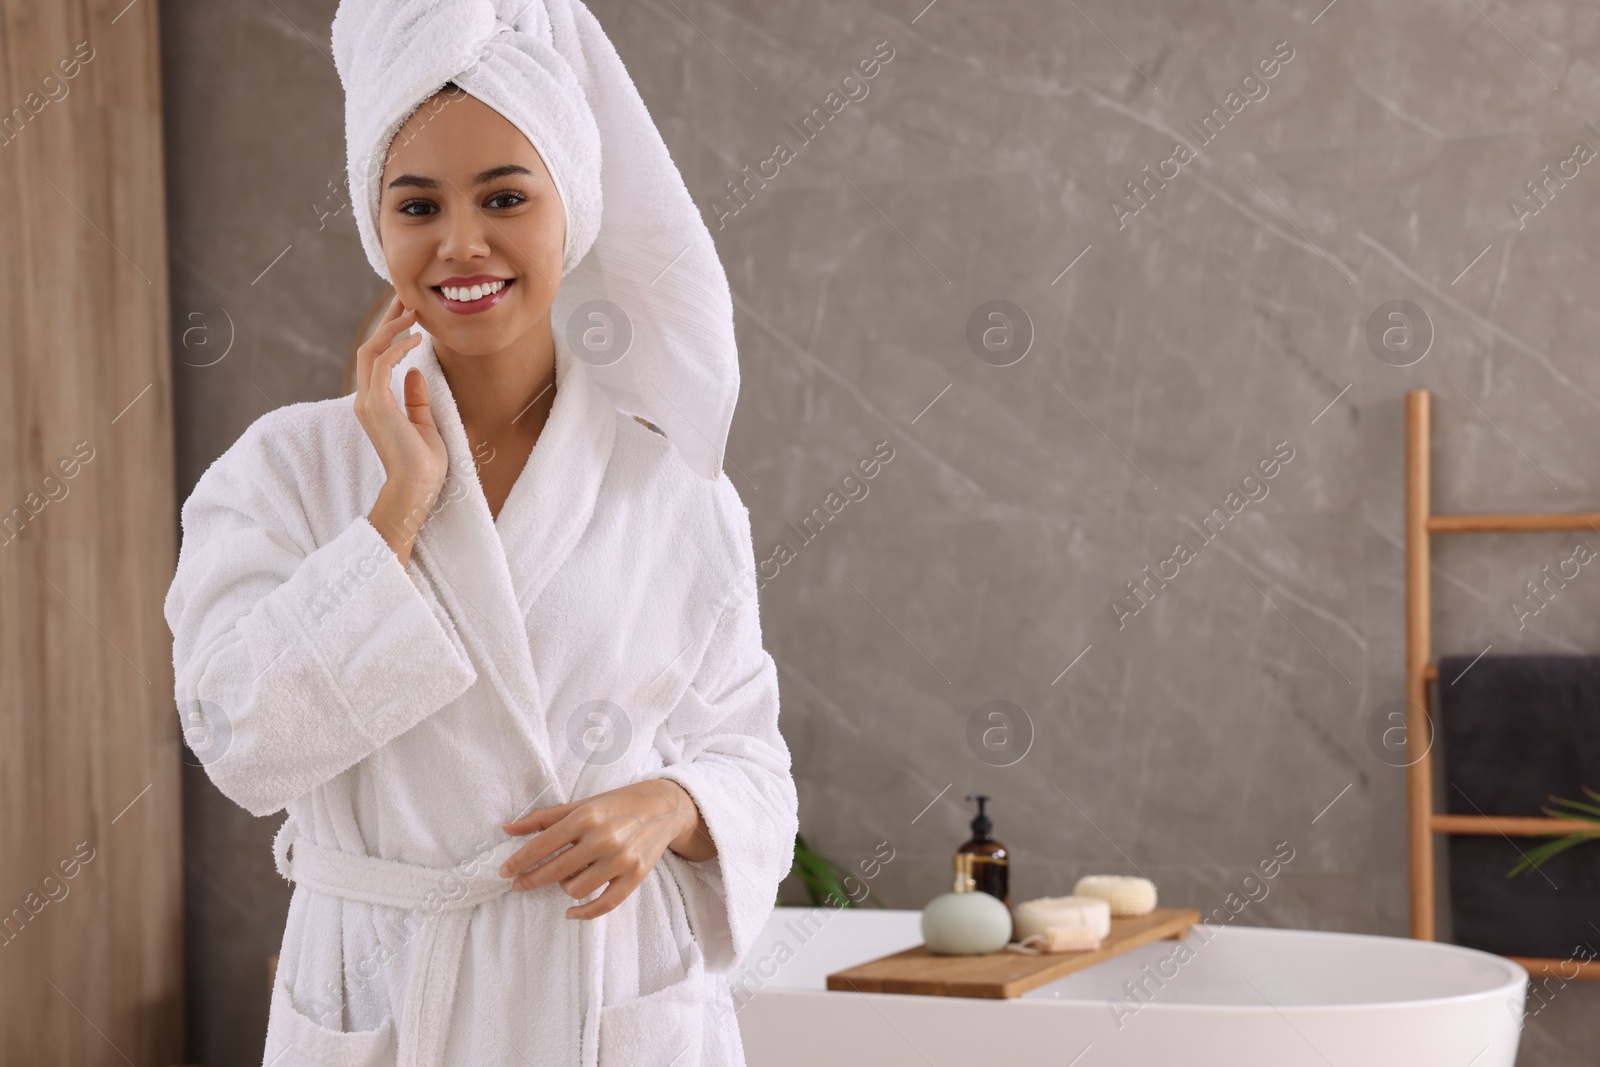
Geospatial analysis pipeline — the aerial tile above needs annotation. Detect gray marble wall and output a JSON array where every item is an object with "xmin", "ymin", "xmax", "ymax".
[{"xmin": 161, "ymin": 0, "xmax": 1600, "ymax": 1063}]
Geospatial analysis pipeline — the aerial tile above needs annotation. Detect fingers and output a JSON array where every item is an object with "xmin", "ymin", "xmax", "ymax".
[
  {"xmin": 366, "ymin": 318, "xmax": 421, "ymax": 400},
  {"xmin": 500, "ymin": 824, "xmax": 576, "ymax": 881},
  {"xmin": 559, "ymin": 850, "xmax": 641, "ymax": 902},
  {"xmin": 361, "ymin": 335, "xmax": 422, "ymax": 426},
  {"xmin": 510, "ymin": 841, "xmax": 592, "ymax": 892},
  {"xmin": 356, "ymin": 295, "xmax": 404, "ymax": 393},
  {"xmin": 499, "ymin": 803, "xmax": 584, "ymax": 884},
  {"xmin": 564, "ymin": 874, "xmax": 637, "ymax": 921},
  {"xmin": 403, "ymin": 368, "xmax": 435, "ymax": 426},
  {"xmin": 503, "ymin": 800, "xmax": 578, "ymax": 835},
  {"xmin": 499, "ymin": 790, "xmax": 661, "ymax": 919},
  {"xmin": 358, "ymin": 298, "xmax": 420, "ymax": 399}
]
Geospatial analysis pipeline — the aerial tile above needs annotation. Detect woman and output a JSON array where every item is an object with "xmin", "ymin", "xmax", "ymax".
[{"xmin": 162, "ymin": 2, "xmax": 798, "ymax": 1065}]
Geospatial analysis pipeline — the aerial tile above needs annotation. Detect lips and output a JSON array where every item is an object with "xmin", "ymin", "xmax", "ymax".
[{"xmin": 432, "ymin": 277, "xmax": 514, "ymax": 316}]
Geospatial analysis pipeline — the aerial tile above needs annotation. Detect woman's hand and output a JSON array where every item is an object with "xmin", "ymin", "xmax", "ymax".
[
  {"xmin": 355, "ymin": 295, "xmax": 448, "ymax": 563},
  {"xmin": 499, "ymin": 779, "xmax": 716, "ymax": 920}
]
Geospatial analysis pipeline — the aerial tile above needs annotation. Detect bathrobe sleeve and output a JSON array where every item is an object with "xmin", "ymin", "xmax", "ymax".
[
  {"xmin": 649, "ymin": 485, "xmax": 800, "ymax": 976},
  {"xmin": 163, "ymin": 414, "xmax": 480, "ymax": 818}
]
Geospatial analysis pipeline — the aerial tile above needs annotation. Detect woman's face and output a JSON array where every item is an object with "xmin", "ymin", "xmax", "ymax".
[{"xmin": 377, "ymin": 87, "xmax": 566, "ymax": 355}]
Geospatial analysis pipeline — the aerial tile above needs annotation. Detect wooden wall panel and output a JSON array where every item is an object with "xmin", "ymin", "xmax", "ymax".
[{"xmin": 0, "ymin": 0, "xmax": 183, "ymax": 1064}]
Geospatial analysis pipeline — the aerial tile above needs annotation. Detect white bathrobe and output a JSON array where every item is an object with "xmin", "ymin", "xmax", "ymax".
[{"xmin": 163, "ymin": 328, "xmax": 798, "ymax": 1067}]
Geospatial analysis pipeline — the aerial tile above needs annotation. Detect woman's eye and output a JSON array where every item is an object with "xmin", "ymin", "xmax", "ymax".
[{"xmin": 395, "ymin": 192, "xmax": 522, "ymax": 216}]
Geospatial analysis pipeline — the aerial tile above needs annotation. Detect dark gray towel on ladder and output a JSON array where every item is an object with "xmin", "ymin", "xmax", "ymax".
[{"xmin": 1436, "ymin": 653, "xmax": 1600, "ymax": 960}]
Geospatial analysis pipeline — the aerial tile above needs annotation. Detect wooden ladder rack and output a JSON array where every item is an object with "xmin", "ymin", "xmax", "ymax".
[{"xmin": 1405, "ymin": 389, "xmax": 1600, "ymax": 980}]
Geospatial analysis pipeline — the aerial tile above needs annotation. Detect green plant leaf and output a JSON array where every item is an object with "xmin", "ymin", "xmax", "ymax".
[
  {"xmin": 1545, "ymin": 795, "xmax": 1600, "ymax": 821},
  {"xmin": 785, "ymin": 832, "xmax": 887, "ymax": 908},
  {"xmin": 1506, "ymin": 786, "xmax": 1600, "ymax": 877},
  {"xmin": 1508, "ymin": 833, "xmax": 1595, "ymax": 877}
]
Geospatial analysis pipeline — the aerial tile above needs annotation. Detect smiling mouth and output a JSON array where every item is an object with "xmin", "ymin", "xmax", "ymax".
[{"xmin": 432, "ymin": 278, "xmax": 515, "ymax": 313}]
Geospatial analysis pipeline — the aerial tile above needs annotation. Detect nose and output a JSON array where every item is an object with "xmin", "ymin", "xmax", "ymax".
[{"xmin": 436, "ymin": 194, "xmax": 492, "ymax": 263}]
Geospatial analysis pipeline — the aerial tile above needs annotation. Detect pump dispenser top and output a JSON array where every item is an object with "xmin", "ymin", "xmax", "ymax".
[{"xmin": 968, "ymin": 794, "xmax": 994, "ymax": 839}]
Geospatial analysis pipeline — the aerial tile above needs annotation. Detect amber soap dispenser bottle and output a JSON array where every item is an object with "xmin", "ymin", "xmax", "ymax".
[{"xmin": 957, "ymin": 793, "xmax": 1010, "ymax": 909}]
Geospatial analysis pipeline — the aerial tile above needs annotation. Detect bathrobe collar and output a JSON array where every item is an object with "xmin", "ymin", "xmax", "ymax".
[{"xmin": 396, "ymin": 324, "xmax": 618, "ymax": 803}]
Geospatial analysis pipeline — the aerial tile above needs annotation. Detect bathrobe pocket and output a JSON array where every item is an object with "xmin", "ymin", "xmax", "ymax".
[
  {"xmin": 598, "ymin": 859, "xmax": 709, "ymax": 1067},
  {"xmin": 597, "ymin": 942, "xmax": 706, "ymax": 1067},
  {"xmin": 263, "ymin": 970, "xmax": 397, "ymax": 1067}
]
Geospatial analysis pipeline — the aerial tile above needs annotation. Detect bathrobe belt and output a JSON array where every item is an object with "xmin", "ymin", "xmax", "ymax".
[{"xmin": 272, "ymin": 817, "xmax": 582, "ymax": 1067}]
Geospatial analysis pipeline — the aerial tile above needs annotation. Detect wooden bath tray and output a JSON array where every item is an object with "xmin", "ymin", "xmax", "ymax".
[{"xmin": 826, "ymin": 907, "xmax": 1201, "ymax": 999}]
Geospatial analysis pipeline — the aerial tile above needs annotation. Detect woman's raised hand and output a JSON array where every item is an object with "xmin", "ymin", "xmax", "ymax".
[{"xmin": 356, "ymin": 295, "xmax": 448, "ymax": 564}]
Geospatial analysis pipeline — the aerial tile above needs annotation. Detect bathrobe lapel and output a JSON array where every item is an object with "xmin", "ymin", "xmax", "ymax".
[{"xmin": 401, "ymin": 329, "xmax": 618, "ymax": 806}]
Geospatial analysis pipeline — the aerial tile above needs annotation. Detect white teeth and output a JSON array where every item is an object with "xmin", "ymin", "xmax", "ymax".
[{"xmin": 439, "ymin": 279, "xmax": 507, "ymax": 302}]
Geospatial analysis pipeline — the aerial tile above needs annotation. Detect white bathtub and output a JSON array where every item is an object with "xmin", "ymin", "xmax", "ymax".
[{"xmin": 733, "ymin": 908, "xmax": 1527, "ymax": 1067}]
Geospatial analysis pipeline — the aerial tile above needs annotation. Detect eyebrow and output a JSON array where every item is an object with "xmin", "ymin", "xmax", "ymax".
[{"xmin": 386, "ymin": 163, "xmax": 534, "ymax": 192}]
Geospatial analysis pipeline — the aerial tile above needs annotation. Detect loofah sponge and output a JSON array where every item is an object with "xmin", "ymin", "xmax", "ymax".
[
  {"xmin": 1073, "ymin": 874, "xmax": 1158, "ymax": 916},
  {"xmin": 1010, "ymin": 895, "xmax": 1112, "ymax": 953}
]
